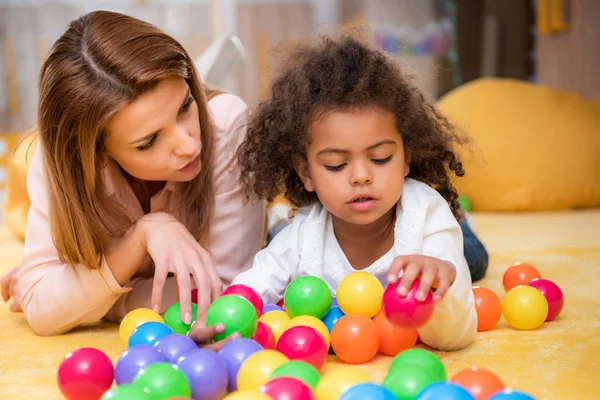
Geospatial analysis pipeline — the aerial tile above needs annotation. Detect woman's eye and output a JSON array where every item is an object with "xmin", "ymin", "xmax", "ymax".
[
  {"xmin": 325, "ymin": 164, "xmax": 346, "ymax": 171},
  {"xmin": 136, "ymin": 134, "xmax": 158, "ymax": 152},
  {"xmin": 372, "ymin": 155, "xmax": 393, "ymax": 164},
  {"xmin": 179, "ymin": 97, "xmax": 195, "ymax": 113}
]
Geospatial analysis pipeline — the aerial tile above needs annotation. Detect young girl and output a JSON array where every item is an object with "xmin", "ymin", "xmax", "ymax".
[
  {"xmin": 0, "ymin": 11, "xmax": 265, "ymax": 343},
  {"xmin": 224, "ymin": 36, "xmax": 478, "ymax": 351}
]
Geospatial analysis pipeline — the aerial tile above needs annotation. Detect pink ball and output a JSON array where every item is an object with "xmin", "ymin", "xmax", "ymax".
[
  {"xmin": 222, "ymin": 284, "xmax": 264, "ymax": 318},
  {"xmin": 276, "ymin": 326, "xmax": 328, "ymax": 370},
  {"xmin": 382, "ymin": 279, "xmax": 434, "ymax": 329},
  {"xmin": 262, "ymin": 377, "xmax": 315, "ymax": 400},
  {"xmin": 57, "ymin": 347, "xmax": 114, "ymax": 400},
  {"xmin": 528, "ymin": 278, "xmax": 564, "ymax": 321},
  {"xmin": 253, "ymin": 320, "xmax": 276, "ymax": 350}
]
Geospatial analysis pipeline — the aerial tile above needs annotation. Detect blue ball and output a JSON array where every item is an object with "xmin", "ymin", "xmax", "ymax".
[
  {"xmin": 128, "ymin": 322, "xmax": 173, "ymax": 347},
  {"xmin": 321, "ymin": 306, "xmax": 345, "ymax": 354},
  {"xmin": 114, "ymin": 344, "xmax": 167, "ymax": 385},
  {"xmin": 416, "ymin": 382, "xmax": 475, "ymax": 400},
  {"xmin": 177, "ymin": 348, "xmax": 229, "ymax": 400},
  {"xmin": 488, "ymin": 389, "xmax": 536, "ymax": 400},
  {"xmin": 339, "ymin": 383, "xmax": 396, "ymax": 400}
]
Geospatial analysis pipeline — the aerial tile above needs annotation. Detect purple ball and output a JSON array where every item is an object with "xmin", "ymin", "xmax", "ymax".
[
  {"xmin": 331, "ymin": 296, "xmax": 338, "ymax": 307},
  {"xmin": 177, "ymin": 348, "xmax": 228, "ymax": 400},
  {"xmin": 114, "ymin": 344, "xmax": 167, "ymax": 385},
  {"xmin": 262, "ymin": 303, "xmax": 284, "ymax": 314},
  {"xmin": 153, "ymin": 333, "xmax": 198, "ymax": 363},
  {"xmin": 217, "ymin": 338, "xmax": 263, "ymax": 391}
]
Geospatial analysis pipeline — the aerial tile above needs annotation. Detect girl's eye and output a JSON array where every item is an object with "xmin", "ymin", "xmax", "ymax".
[
  {"xmin": 325, "ymin": 164, "xmax": 346, "ymax": 171},
  {"xmin": 372, "ymin": 155, "xmax": 393, "ymax": 164},
  {"xmin": 179, "ymin": 97, "xmax": 195, "ymax": 113},
  {"xmin": 136, "ymin": 134, "xmax": 158, "ymax": 152}
]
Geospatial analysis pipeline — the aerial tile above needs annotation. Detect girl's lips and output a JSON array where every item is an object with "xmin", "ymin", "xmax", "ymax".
[{"xmin": 348, "ymin": 198, "xmax": 377, "ymax": 211}]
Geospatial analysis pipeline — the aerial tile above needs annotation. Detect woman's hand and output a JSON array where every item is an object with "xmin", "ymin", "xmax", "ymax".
[
  {"xmin": 387, "ymin": 255, "xmax": 456, "ymax": 302},
  {"xmin": 1, "ymin": 266, "xmax": 23, "ymax": 312},
  {"xmin": 139, "ymin": 212, "xmax": 223, "ymax": 323}
]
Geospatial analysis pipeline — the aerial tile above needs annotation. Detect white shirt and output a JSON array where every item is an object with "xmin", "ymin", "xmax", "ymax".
[{"xmin": 232, "ymin": 179, "xmax": 477, "ymax": 350}]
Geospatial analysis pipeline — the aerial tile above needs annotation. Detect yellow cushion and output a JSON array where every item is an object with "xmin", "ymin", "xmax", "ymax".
[{"xmin": 437, "ymin": 78, "xmax": 600, "ymax": 211}]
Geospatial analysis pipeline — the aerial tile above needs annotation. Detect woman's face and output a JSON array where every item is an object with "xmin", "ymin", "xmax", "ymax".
[{"xmin": 104, "ymin": 77, "xmax": 202, "ymax": 182}]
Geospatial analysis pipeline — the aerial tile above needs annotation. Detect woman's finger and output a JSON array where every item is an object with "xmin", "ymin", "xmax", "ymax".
[
  {"xmin": 189, "ymin": 254, "xmax": 212, "ymax": 316},
  {"xmin": 174, "ymin": 265, "xmax": 193, "ymax": 324},
  {"xmin": 151, "ymin": 259, "xmax": 169, "ymax": 313},
  {"xmin": 198, "ymin": 247, "xmax": 222, "ymax": 301}
]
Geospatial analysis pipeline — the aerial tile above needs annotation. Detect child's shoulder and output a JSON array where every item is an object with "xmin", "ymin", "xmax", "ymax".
[{"xmin": 401, "ymin": 178, "xmax": 448, "ymax": 210}]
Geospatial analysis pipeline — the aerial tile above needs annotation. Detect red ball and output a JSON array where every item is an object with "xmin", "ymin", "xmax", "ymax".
[
  {"xmin": 528, "ymin": 279, "xmax": 564, "ymax": 321},
  {"xmin": 382, "ymin": 279, "xmax": 434, "ymax": 329},
  {"xmin": 222, "ymin": 284, "xmax": 264, "ymax": 318},
  {"xmin": 276, "ymin": 326, "xmax": 328, "ymax": 370},
  {"xmin": 57, "ymin": 348, "xmax": 114, "ymax": 400},
  {"xmin": 261, "ymin": 377, "xmax": 315, "ymax": 400},
  {"xmin": 253, "ymin": 320, "xmax": 277, "ymax": 350}
]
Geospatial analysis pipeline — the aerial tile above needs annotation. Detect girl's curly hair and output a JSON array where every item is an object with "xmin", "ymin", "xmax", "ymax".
[{"xmin": 238, "ymin": 35, "xmax": 469, "ymax": 220}]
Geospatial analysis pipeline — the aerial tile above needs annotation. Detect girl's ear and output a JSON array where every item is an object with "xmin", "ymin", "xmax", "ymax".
[
  {"xmin": 293, "ymin": 156, "xmax": 315, "ymax": 192},
  {"xmin": 404, "ymin": 148, "xmax": 411, "ymax": 177}
]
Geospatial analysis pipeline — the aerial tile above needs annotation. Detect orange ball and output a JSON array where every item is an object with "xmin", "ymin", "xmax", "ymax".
[
  {"xmin": 472, "ymin": 286, "xmax": 502, "ymax": 332},
  {"xmin": 330, "ymin": 315, "xmax": 379, "ymax": 364},
  {"xmin": 451, "ymin": 366, "xmax": 505, "ymax": 400},
  {"xmin": 372, "ymin": 310, "xmax": 418, "ymax": 356},
  {"xmin": 503, "ymin": 263, "xmax": 541, "ymax": 292}
]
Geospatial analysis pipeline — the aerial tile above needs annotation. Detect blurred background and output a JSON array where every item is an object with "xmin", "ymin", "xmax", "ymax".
[{"xmin": 0, "ymin": 0, "xmax": 599, "ymax": 221}]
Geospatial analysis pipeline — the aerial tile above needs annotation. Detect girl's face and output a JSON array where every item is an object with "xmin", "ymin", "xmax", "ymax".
[
  {"xmin": 104, "ymin": 77, "xmax": 202, "ymax": 182},
  {"xmin": 297, "ymin": 107, "xmax": 410, "ymax": 226}
]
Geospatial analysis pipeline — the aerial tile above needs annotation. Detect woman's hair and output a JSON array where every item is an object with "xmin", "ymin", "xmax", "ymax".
[
  {"xmin": 238, "ymin": 35, "xmax": 468, "ymax": 220},
  {"xmin": 38, "ymin": 10, "xmax": 215, "ymax": 269}
]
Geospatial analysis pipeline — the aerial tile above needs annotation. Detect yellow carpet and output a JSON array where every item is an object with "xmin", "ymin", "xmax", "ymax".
[{"xmin": 1, "ymin": 210, "xmax": 600, "ymax": 399}]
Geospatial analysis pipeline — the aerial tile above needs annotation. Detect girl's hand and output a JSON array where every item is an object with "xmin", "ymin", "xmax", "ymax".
[
  {"xmin": 187, "ymin": 318, "xmax": 241, "ymax": 351},
  {"xmin": 1, "ymin": 266, "xmax": 23, "ymax": 312},
  {"xmin": 139, "ymin": 212, "xmax": 223, "ymax": 323},
  {"xmin": 387, "ymin": 255, "xmax": 456, "ymax": 302}
]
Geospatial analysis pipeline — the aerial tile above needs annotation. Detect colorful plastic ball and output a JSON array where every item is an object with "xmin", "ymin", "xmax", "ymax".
[
  {"xmin": 330, "ymin": 314, "xmax": 379, "ymax": 364},
  {"xmin": 261, "ymin": 376, "xmax": 315, "ymax": 400},
  {"xmin": 270, "ymin": 360, "xmax": 321, "ymax": 390},
  {"xmin": 502, "ymin": 285, "xmax": 549, "ymax": 330},
  {"xmin": 276, "ymin": 325, "xmax": 328, "ymax": 370},
  {"xmin": 487, "ymin": 389, "xmax": 536, "ymax": 400},
  {"xmin": 153, "ymin": 333, "xmax": 197, "ymax": 363},
  {"xmin": 284, "ymin": 276, "xmax": 332, "ymax": 319},
  {"xmin": 114, "ymin": 344, "xmax": 166, "ymax": 385},
  {"xmin": 128, "ymin": 321, "xmax": 174, "ymax": 347},
  {"xmin": 259, "ymin": 310, "xmax": 291, "ymax": 342},
  {"xmin": 132, "ymin": 362, "xmax": 191, "ymax": 399},
  {"xmin": 339, "ymin": 383, "xmax": 396, "ymax": 400},
  {"xmin": 252, "ymin": 320, "xmax": 277, "ymax": 350},
  {"xmin": 527, "ymin": 279, "xmax": 564, "ymax": 321},
  {"xmin": 321, "ymin": 307, "xmax": 345, "ymax": 331},
  {"xmin": 177, "ymin": 348, "xmax": 229, "ymax": 400},
  {"xmin": 390, "ymin": 348, "xmax": 446, "ymax": 381},
  {"xmin": 315, "ymin": 367, "xmax": 370, "ymax": 400},
  {"xmin": 163, "ymin": 302, "xmax": 198, "ymax": 335},
  {"xmin": 383, "ymin": 364, "xmax": 438, "ymax": 400},
  {"xmin": 373, "ymin": 310, "xmax": 418, "ymax": 356},
  {"xmin": 416, "ymin": 382, "xmax": 475, "ymax": 400},
  {"xmin": 223, "ymin": 284, "xmax": 264, "ymax": 318},
  {"xmin": 287, "ymin": 315, "xmax": 331, "ymax": 348},
  {"xmin": 100, "ymin": 384, "xmax": 151, "ymax": 400},
  {"xmin": 503, "ymin": 263, "xmax": 541, "ymax": 292},
  {"xmin": 263, "ymin": 303, "xmax": 285, "ymax": 314},
  {"xmin": 382, "ymin": 279, "xmax": 434, "ymax": 329},
  {"xmin": 331, "ymin": 297, "xmax": 338, "ymax": 307},
  {"xmin": 217, "ymin": 338, "xmax": 263, "ymax": 392},
  {"xmin": 223, "ymin": 392, "xmax": 272, "ymax": 400},
  {"xmin": 472, "ymin": 286, "xmax": 502, "ymax": 332},
  {"xmin": 57, "ymin": 347, "xmax": 114, "ymax": 400},
  {"xmin": 451, "ymin": 366, "xmax": 505, "ymax": 400},
  {"xmin": 120, "ymin": 308, "xmax": 163, "ymax": 346},
  {"xmin": 205, "ymin": 294, "xmax": 258, "ymax": 341},
  {"xmin": 336, "ymin": 272, "xmax": 384, "ymax": 318},
  {"xmin": 236, "ymin": 350, "xmax": 289, "ymax": 391}
]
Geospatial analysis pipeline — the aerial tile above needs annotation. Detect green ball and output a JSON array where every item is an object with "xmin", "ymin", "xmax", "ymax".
[
  {"xmin": 383, "ymin": 363, "xmax": 438, "ymax": 400},
  {"xmin": 163, "ymin": 302, "xmax": 198, "ymax": 335},
  {"xmin": 205, "ymin": 294, "xmax": 258, "ymax": 341},
  {"xmin": 132, "ymin": 362, "xmax": 191, "ymax": 399},
  {"xmin": 100, "ymin": 384, "xmax": 152, "ymax": 400},
  {"xmin": 284, "ymin": 276, "xmax": 332, "ymax": 318},
  {"xmin": 458, "ymin": 195, "xmax": 472, "ymax": 212},
  {"xmin": 270, "ymin": 360, "xmax": 321, "ymax": 390},
  {"xmin": 390, "ymin": 348, "xmax": 447, "ymax": 381}
]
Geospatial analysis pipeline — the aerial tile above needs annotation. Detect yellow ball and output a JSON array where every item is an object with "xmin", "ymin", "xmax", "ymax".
[
  {"xmin": 286, "ymin": 315, "xmax": 331, "ymax": 348},
  {"xmin": 259, "ymin": 310, "xmax": 290, "ymax": 342},
  {"xmin": 336, "ymin": 272, "xmax": 384, "ymax": 318},
  {"xmin": 119, "ymin": 308, "xmax": 163, "ymax": 345},
  {"xmin": 315, "ymin": 366, "xmax": 371, "ymax": 400},
  {"xmin": 237, "ymin": 350, "xmax": 289, "ymax": 391},
  {"xmin": 502, "ymin": 285, "xmax": 549, "ymax": 330},
  {"xmin": 223, "ymin": 392, "xmax": 272, "ymax": 400}
]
